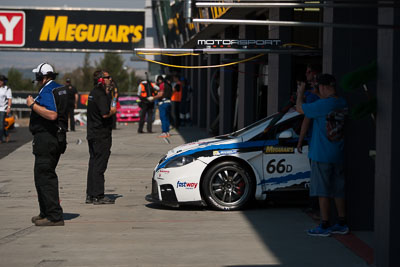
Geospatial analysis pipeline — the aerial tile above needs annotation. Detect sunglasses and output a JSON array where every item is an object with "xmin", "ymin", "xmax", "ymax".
[{"xmin": 103, "ymin": 76, "xmax": 111, "ymax": 79}]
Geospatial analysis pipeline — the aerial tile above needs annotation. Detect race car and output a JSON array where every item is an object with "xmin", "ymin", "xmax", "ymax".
[
  {"xmin": 116, "ymin": 96, "xmax": 141, "ymax": 122},
  {"xmin": 146, "ymin": 109, "xmax": 311, "ymax": 211}
]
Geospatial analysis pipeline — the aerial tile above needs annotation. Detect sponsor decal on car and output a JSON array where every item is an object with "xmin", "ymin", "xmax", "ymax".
[
  {"xmin": 264, "ymin": 146, "xmax": 294, "ymax": 154},
  {"xmin": 258, "ymin": 171, "xmax": 310, "ymax": 186},
  {"xmin": 177, "ymin": 181, "xmax": 198, "ymax": 189},
  {"xmin": 213, "ymin": 149, "xmax": 238, "ymax": 156}
]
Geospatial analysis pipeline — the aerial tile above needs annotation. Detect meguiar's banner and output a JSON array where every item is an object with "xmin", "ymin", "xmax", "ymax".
[{"xmin": 0, "ymin": 7, "xmax": 145, "ymax": 52}]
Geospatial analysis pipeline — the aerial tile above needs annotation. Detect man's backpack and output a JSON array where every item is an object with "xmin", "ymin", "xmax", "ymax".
[{"xmin": 326, "ymin": 108, "xmax": 348, "ymax": 142}]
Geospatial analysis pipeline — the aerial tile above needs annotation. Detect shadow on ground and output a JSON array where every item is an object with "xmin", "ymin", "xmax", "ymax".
[{"xmin": 0, "ymin": 127, "xmax": 32, "ymax": 159}]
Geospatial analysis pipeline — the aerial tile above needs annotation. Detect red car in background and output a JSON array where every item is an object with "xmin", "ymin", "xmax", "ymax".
[{"xmin": 116, "ymin": 96, "xmax": 141, "ymax": 122}]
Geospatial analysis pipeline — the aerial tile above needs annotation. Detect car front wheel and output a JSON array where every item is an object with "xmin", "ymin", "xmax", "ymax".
[{"xmin": 202, "ymin": 161, "xmax": 255, "ymax": 211}]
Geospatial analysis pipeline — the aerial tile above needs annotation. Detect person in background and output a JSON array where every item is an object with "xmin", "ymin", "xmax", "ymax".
[
  {"xmin": 296, "ymin": 73, "xmax": 349, "ymax": 237},
  {"xmin": 108, "ymin": 78, "xmax": 119, "ymax": 130},
  {"xmin": 137, "ymin": 79, "xmax": 158, "ymax": 134},
  {"xmin": 27, "ymin": 63, "xmax": 68, "ymax": 226},
  {"xmin": 179, "ymin": 76, "xmax": 192, "ymax": 127},
  {"xmin": 171, "ymin": 75, "xmax": 182, "ymax": 130},
  {"xmin": 297, "ymin": 65, "xmax": 321, "ymax": 220},
  {"xmin": 65, "ymin": 78, "xmax": 78, "ymax": 131},
  {"xmin": 0, "ymin": 75, "xmax": 12, "ymax": 143},
  {"xmin": 86, "ymin": 70, "xmax": 117, "ymax": 205},
  {"xmin": 152, "ymin": 75, "xmax": 172, "ymax": 138}
]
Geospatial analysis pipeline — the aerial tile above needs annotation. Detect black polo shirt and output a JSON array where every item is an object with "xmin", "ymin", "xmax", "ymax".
[{"xmin": 86, "ymin": 86, "xmax": 112, "ymax": 140}]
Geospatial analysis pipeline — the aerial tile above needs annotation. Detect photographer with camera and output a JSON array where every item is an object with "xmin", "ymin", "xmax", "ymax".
[
  {"xmin": 27, "ymin": 63, "xmax": 68, "ymax": 226},
  {"xmin": 85, "ymin": 70, "xmax": 117, "ymax": 205}
]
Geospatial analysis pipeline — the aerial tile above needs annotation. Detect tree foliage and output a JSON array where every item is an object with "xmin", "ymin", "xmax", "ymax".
[
  {"xmin": 7, "ymin": 68, "xmax": 35, "ymax": 91},
  {"xmin": 96, "ymin": 53, "xmax": 131, "ymax": 93},
  {"xmin": 7, "ymin": 53, "xmax": 141, "ymax": 93}
]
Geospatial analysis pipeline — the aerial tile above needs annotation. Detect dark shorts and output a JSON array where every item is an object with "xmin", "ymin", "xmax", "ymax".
[{"xmin": 310, "ymin": 160, "xmax": 345, "ymax": 198}]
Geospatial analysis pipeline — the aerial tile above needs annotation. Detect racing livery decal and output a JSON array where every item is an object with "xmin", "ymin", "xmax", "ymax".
[
  {"xmin": 264, "ymin": 146, "xmax": 294, "ymax": 154},
  {"xmin": 213, "ymin": 149, "xmax": 238, "ymax": 156},
  {"xmin": 258, "ymin": 171, "xmax": 310, "ymax": 186},
  {"xmin": 177, "ymin": 181, "xmax": 198, "ymax": 189}
]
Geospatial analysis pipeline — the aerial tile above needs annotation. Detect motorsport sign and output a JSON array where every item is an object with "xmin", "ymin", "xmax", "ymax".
[{"xmin": 0, "ymin": 8, "xmax": 144, "ymax": 52}]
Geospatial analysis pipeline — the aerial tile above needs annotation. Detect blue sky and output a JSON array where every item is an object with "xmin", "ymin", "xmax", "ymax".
[{"xmin": 0, "ymin": 0, "xmax": 147, "ymax": 71}]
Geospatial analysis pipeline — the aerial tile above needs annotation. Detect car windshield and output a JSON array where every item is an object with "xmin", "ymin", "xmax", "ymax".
[
  {"xmin": 227, "ymin": 113, "xmax": 281, "ymax": 138},
  {"xmin": 120, "ymin": 100, "xmax": 138, "ymax": 106}
]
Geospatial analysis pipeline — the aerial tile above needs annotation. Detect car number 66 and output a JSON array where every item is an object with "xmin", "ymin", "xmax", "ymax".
[{"xmin": 266, "ymin": 159, "xmax": 293, "ymax": 174}]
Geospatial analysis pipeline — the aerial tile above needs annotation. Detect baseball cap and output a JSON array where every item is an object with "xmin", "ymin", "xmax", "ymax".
[
  {"xmin": 32, "ymin": 63, "xmax": 56, "ymax": 75},
  {"xmin": 316, "ymin": 73, "xmax": 336, "ymax": 87}
]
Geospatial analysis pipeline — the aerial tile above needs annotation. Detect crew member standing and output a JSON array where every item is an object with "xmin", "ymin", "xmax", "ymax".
[
  {"xmin": 27, "ymin": 63, "xmax": 68, "ymax": 226},
  {"xmin": 86, "ymin": 70, "xmax": 116, "ymax": 204},
  {"xmin": 153, "ymin": 75, "xmax": 172, "ymax": 138},
  {"xmin": 0, "ymin": 75, "xmax": 12, "ymax": 143},
  {"xmin": 171, "ymin": 75, "xmax": 182, "ymax": 129},
  {"xmin": 137, "ymin": 79, "xmax": 158, "ymax": 134},
  {"xmin": 65, "ymin": 78, "xmax": 78, "ymax": 131}
]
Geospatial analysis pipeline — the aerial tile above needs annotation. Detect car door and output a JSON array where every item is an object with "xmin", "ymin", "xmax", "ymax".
[{"xmin": 259, "ymin": 115, "xmax": 311, "ymax": 192}]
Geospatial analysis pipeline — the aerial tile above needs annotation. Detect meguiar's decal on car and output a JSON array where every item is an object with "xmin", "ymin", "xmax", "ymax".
[
  {"xmin": 258, "ymin": 171, "xmax": 311, "ymax": 186},
  {"xmin": 264, "ymin": 146, "xmax": 294, "ymax": 154}
]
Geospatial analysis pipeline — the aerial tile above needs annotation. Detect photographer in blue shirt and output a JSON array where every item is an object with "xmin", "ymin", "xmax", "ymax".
[{"xmin": 296, "ymin": 74, "xmax": 349, "ymax": 237}]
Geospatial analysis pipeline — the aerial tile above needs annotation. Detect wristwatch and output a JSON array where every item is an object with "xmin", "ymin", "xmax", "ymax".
[{"xmin": 29, "ymin": 102, "xmax": 35, "ymax": 110}]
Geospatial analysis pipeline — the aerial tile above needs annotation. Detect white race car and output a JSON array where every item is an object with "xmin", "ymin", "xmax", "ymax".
[{"xmin": 146, "ymin": 109, "xmax": 311, "ymax": 211}]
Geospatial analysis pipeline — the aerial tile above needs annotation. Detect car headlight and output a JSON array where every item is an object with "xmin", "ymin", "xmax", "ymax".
[{"xmin": 165, "ymin": 155, "xmax": 195, "ymax": 168}]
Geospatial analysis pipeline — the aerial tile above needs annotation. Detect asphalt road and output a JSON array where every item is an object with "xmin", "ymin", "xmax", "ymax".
[
  {"xmin": 0, "ymin": 123, "xmax": 370, "ymax": 267},
  {"xmin": 0, "ymin": 127, "xmax": 32, "ymax": 160}
]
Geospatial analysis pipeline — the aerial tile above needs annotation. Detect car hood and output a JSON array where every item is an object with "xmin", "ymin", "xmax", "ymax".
[
  {"xmin": 119, "ymin": 105, "xmax": 138, "ymax": 110},
  {"xmin": 165, "ymin": 136, "xmax": 241, "ymax": 159}
]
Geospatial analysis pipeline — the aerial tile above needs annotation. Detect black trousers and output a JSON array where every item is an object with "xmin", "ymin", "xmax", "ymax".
[
  {"xmin": 171, "ymin": 101, "xmax": 180, "ymax": 129},
  {"xmin": 87, "ymin": 136, "xmax": 112, "ymax": 197},
  {"xmin": 68, "ymin": 106, "xmax": 75, "ymax": 131},
  {"xmin": 138, "ymin": 103, "xmax": 154, "ymax": 132},
  {"xmin": 33, "ymin": 131, "xmax": 63, "ymax": 222}
]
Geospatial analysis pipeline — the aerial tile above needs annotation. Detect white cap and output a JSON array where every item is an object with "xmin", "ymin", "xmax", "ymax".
[{"xmin": 32, "ymin": 63, "xmax": 55, "ymax": 75}]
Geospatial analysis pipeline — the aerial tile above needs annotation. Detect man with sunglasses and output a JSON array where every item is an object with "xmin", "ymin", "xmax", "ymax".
[{"xmin": 86, "ymin": 70, "xmax": 117, "ymax": 205}]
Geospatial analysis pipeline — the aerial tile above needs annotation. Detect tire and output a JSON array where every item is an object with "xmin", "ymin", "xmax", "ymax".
[{"xmin": 202, "ymin": 161, "xmax": 255, "ymax": 211}]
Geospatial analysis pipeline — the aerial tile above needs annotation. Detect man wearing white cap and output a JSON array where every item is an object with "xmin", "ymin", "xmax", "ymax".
[{"xmin": 26, "ymin": 63, "xmax": 69, "ymax": 226}]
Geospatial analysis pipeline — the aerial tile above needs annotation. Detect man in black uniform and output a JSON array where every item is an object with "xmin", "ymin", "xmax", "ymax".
[
  {"xmin": 86, "ymin": 70, "xmax": 116, "ymax": 204},
  {"xmin": 65, "ymin": 78, "xmax": 78, "ymax": 131},
  {"xmin": 137, "ymin": 78, "xmax": 158, "ymax": 133},
  {"xmin": 27, "ymin": 63, "xmax": 68, "ymax": 226}
]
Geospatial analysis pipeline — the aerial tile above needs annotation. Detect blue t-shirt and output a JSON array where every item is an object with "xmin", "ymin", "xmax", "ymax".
[
  {"xmin": 34, "ymin": 80, "xmax": 59, "ymax": 112},
  {"xmin": 302, "ymin": 97, "xmax": 347, "ymax": 163},
  {"xmin": 305, "ymin": 90, "xmax": 319, "ymax": 104}
]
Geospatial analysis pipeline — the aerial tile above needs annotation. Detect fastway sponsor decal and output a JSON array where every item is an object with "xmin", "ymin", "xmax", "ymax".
[
  {"xmin": 0, "ymin": 11, "xmax": 25, "ymax": 47},
  {"xmin": 177, "ymin": 181, "xmax": 198, "ymax": 189}
]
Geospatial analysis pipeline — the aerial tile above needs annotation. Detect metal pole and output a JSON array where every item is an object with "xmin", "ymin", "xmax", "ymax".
[
  {"xmin": 192, "ymin": 18, "xmax": 397, "ymax": 30},
  {"xmin": 195, "ymin": 2, "xmax": 391, "ymax": 8},
  {"xmin": 134, "ymin": 48, "xmax": 320, "ymax": 55}
]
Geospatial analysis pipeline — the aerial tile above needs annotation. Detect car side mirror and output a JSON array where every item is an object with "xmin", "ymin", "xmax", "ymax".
[{"xmin": 278, "ymin": 130, "xmax": 293, "ymax": 139}]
